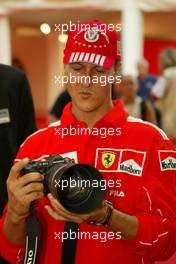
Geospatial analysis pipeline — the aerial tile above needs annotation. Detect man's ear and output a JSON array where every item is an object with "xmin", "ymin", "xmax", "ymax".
[
  {"xmin": 114, "ymin": 60, "xmax": 122, "ymax": 75},
  {"xmin": 64, "ymin": 64, "xmax": 69, "ymax": 75}
]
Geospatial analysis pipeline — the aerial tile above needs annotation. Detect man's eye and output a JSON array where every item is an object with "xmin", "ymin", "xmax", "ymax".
[
  {"xmin": 74, "ymin": 68, "xmax": 81, "ymax": 71},
  {"xmin": 96, "ymin": 68, "xmax": 105, "ymax": 73},
  {"xmin": 71, "ymin": 65, "xmax": 82, "ymax": 71}
]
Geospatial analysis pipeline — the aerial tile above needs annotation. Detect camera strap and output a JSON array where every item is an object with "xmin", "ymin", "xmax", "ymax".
[
  {"xmin": 24, "ymin": 205, "xmax": 39, "ymax": 264},
  {"xmin": 61, "ymin": 222, "xmax": 79, "ymax": 264}
]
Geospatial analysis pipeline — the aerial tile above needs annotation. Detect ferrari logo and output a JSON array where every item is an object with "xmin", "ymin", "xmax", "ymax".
[
  {"xmin": 84, "ymin": 30, "xmax": 99, "ymax": 43},
  {"xmin": 102, "ymin": 152, "xmax": 116, "ymax": 168}
]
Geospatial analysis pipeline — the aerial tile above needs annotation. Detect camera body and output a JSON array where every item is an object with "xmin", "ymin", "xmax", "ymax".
[
  {"xmin": 21, "ymin": 155, "xmax": 72, "ymax": 195},
  {"xmin": 21, "ymin": 155, "xmax": 105, "ymax": 214}
]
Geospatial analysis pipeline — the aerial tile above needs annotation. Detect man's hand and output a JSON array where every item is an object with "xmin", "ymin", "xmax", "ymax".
[
  {"xmin": 6, "ymin": 158, "xmax": 44, "ymax": 224},
  {"xmin": 45, "ymin": 193, "xmax": 107, "ymax": 224},
  {"xmin": 45, "ymin": 193, "xmax": 138, "ymax": 240}
]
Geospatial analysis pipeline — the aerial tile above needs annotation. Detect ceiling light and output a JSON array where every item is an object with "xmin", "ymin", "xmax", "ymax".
[
  {"xmin": 40, "ymin": 23, "xmax": 51, "ymax": 35},
  {"xmin": 58, "ymin": 33, "xmax": 68, "ymax": 43}
]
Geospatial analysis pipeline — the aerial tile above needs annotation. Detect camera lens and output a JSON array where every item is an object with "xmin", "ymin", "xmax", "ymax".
[
  {"xmin": 21, "ymin": 155, "xmax": 105, "ymax": 214},
  {"xmin": 58, "ymin": 166, "xmax": 93, "ymax": 205},
  {"xmin": 47, "ymin": 162, "xmax": 105, "ymax": 214}
]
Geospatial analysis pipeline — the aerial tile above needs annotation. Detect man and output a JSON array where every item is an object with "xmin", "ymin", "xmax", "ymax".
[{"xmin": 0, "ymin": 20, "xmax": 176, "ymax": 264}]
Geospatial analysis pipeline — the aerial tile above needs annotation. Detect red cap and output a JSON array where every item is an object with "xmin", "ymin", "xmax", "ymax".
[{"xmin": 63, "ymin": 20, "xmax": 121, "ymax": 69}]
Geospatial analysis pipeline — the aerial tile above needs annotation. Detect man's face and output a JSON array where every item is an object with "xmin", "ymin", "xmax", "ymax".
[
  {"xmin": 64, "ymin": 62, "xmax": 114, "ymax": 112},
  {"xmin": 137, "ymin": 63, "xmax": 148, "ymax": 78},
  {"xmin": 121, "ymin": 76, "xmax": 138, "ymax": 99}
]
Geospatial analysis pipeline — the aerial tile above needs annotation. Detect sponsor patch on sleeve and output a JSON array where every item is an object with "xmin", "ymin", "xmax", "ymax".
[{"xmin": 159, "ymin": 150, "xmax": 176, "ymax": 171}]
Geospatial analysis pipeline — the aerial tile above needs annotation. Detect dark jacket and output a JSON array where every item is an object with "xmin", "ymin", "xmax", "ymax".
[{"xmin": 0, "ymin": 64, "xmax": 36, "ymax": 214}]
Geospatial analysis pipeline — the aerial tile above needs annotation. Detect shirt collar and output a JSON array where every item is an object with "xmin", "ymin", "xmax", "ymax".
[{"xmin": 61, "ymin": 100, "xmax": 128, "ymax": 128}]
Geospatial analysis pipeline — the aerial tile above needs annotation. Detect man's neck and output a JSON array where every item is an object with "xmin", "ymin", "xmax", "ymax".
[{"xmin": 72, "ymin": 101, "xmax": 113, "ymax": 128}]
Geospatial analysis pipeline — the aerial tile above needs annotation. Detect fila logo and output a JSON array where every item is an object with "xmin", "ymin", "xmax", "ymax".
[
  {"xmin": 109, "ymin": 189, "xmax": 125, "ymax": 197},
  {"xmin": 159, "ymin": 151, "xmax": 176, "ymax": 171}
]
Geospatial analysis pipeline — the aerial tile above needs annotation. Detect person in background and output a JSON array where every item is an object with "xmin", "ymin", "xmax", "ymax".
[
  {"xmin": 12, "ymin": 58, "xmax": 25, "ymax": 71},
  {"xmin": 0, "ymin": 58, "xmax": 36, "ymax": 264},
  {"xmin": 151, "ymin": 48, "xmax": 176, "ymax": 143},
  {"xmin": 0, "ymin": 64, "xmax": 36, "ymax": 264},
  {"xmin": 137, "ymin": 58, "xmax": 162, "ymax": 128},
  {"xmin": 0, "ymin": 64, "xmax": 36, "ymax": 263},
  {"xmin": 117, "ymin": 75, "xmax": 156, "ymax": 124},
  {"xmin": 137, "ymin": 58, "xmax": 157, "ymax": 100},
  {"xmin": 49, "ymin": 90, "xmax": 71, "ymax": 122},
  {"xmin": 0, "ymin": 63, "xmax": 36, "ymax": 214}
]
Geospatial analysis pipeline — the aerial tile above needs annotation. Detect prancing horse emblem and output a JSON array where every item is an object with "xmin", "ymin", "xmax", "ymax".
[{"xmin": 102, "ymin": 152, "xmax": 116, "ymax": 168}]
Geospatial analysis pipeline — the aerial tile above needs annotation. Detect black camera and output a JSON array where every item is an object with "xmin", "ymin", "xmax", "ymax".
[{"xmin": 21, "ymin": 155, "xmax": 105, "ymax": 214}]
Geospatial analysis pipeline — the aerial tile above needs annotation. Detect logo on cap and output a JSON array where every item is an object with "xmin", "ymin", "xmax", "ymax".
[
  {"xmin": 79, "ymin": 27, "xmax": 109, "ymax": 44},
  {"xmin": 84, "ymin": 30, "xmax": 100, "ymax": 43}
]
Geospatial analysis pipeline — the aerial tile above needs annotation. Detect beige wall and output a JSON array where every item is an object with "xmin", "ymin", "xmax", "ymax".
[
  {"xmin": 46, "ymin": 32, "xmax": 65, "ymax": 111},
  {"xmin": 12, "ymin": 34, "xmax": 48, "ymax": 114},
  {"xmin": 12, "ymin": 31, "xmax": 64, "ymax": 117}
]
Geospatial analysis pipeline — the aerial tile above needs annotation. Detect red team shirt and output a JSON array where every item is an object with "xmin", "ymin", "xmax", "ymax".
[{"xmin": 0, "ymin": 100, "xmax": 176, "ymax": 264}]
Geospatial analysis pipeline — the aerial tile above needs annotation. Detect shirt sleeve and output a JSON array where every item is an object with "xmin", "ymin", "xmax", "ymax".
[
  {"xmin": 0, "ymin": 206, "xmax": 25, "ymax": 264},
  {"xmin": 124, "ymin": 131, "xmax": 176, "ymax": 261}
]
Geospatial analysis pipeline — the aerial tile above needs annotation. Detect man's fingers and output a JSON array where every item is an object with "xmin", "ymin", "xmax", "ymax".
[
  {"xmin": 19, "ymin": 182, "xmax": 44, "ymax": 195},
  {"xmin": 48, "ymin": 194, "xmax": 73, "ymax": 215},
  {"xmin": 9, "ymin": 158, "xmax": 29, "ymax": 180},
  {"xmin": 46, "ymin": 204, "xmax": 83, "ymax": 223},
  {"xmin": 18, "ymin": 172, "xmax": 44, "ymax": 187},
  {"xmin": 25, "ymin": 191, "xmax": 44, "ymax": 204},
  {"xmin": 47, "ymin": 194, "xmax": 84, "ymax": 223}
]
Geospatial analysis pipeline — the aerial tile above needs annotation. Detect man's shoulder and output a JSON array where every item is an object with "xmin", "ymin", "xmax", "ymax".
[
  {"xmin": 21, "ymin": 120, "xmax": 61, "ymax": 147},
  {"xmin": 125, "ymin": 116, "xmax": 169, "ymax": 141},
  {"xmin": 16, "ymin": 121, "xmax": 62, "ymax": 160}
]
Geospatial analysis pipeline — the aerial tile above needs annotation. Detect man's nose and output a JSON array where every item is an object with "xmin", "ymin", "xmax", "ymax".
[{"xmin": 81, "ymin": 71, "xmax": 92, "ymax": 87}]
